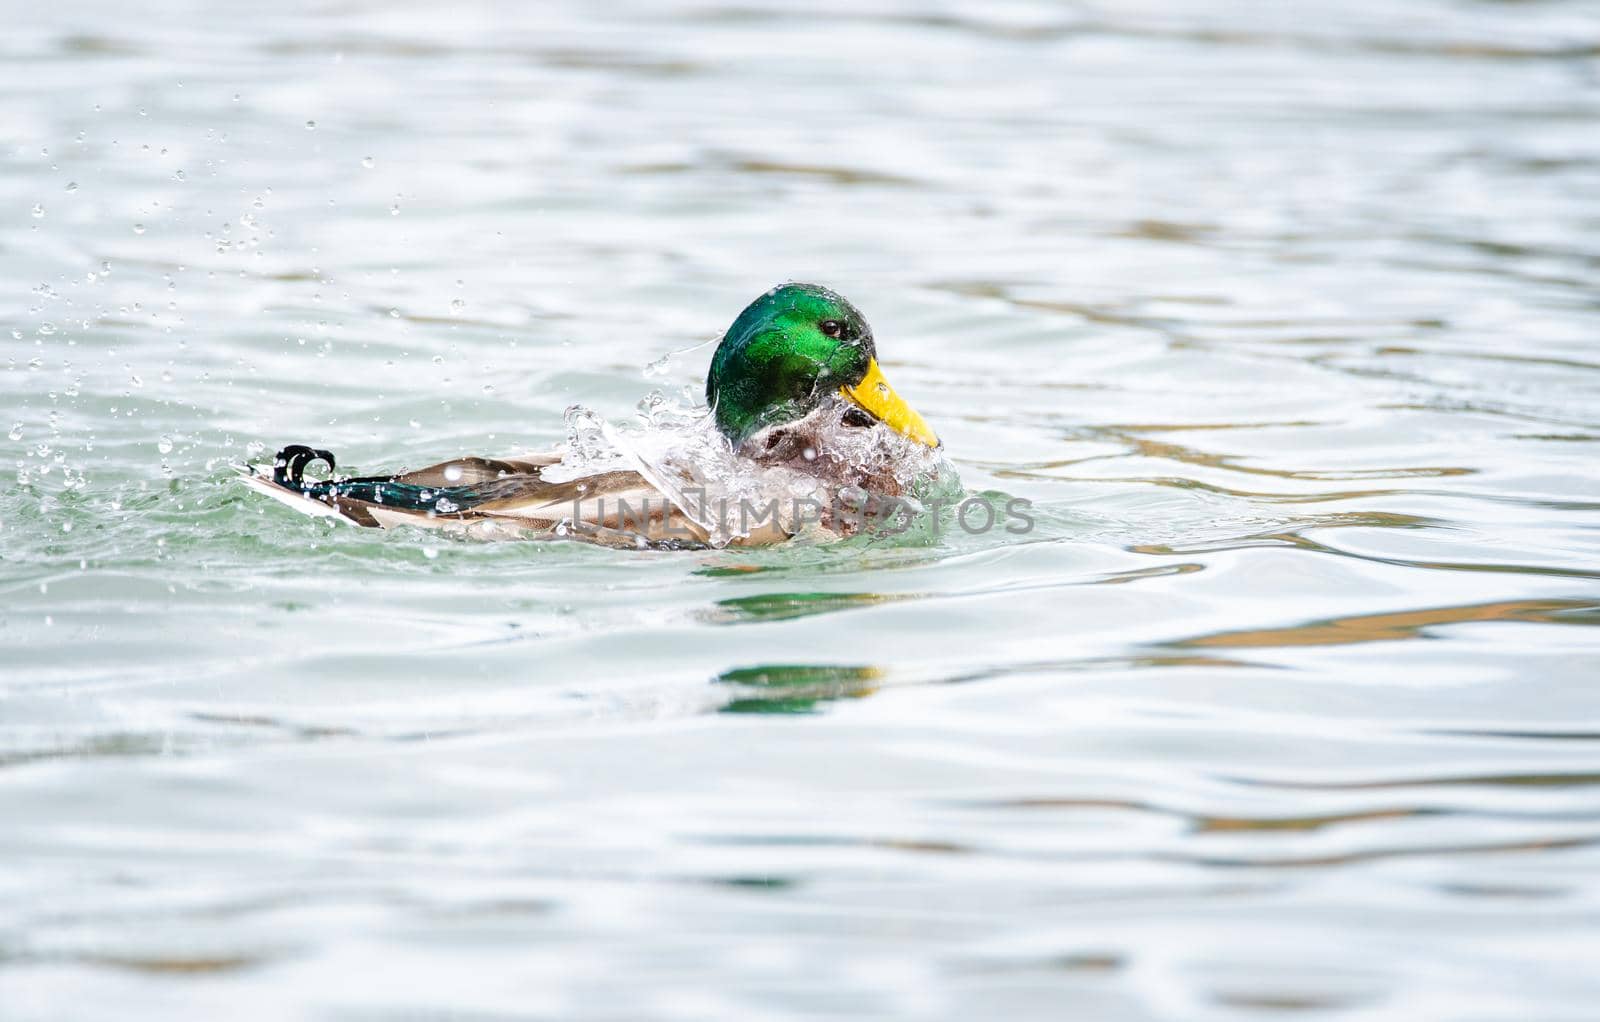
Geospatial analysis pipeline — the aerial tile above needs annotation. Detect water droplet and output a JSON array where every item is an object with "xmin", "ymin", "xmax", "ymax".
[
  {"xmin": 304, "ymin": 120, "xmax": 316, "ymax": 130},
  {"xmin": 7, "ymin": 423, "xmax": 21, "ymax": 441},
  {"xmin": 643, "ymin": 352, "xmax": 672, "ymax": 377},
  {"xmin": 435, "ymin": 497, "xmax": 459, "ymax": 513},
  {"xmin": 421, "ymin": 546, "xmax": 439, "ymax": 560},
  {"xmin": 388, "ymin": 308, "xmax": 400, "ymax": 318},
  {"xmin": 361, "ymin": 156, "xmax": 374, "ymax": 169},
  {"xmin": 132, "ymin": 223, "xmax": 145, "ymax": 235},
  {"xmin": 389, "ymin": 204, "xmax": 400, "ymax": 216},
  {"xmin": 431, "ymin": 354, "xmax": 444, "ymax": 365},
  {"xmin": 64, "ymin": 181, "xmax": 77, "ymax": 193},
  {"xmin": 61, "ymin": 521, "xmax": 73, "ymax": 533},
  {"xmin": 443, "ymin": 465, "xmax": 464, "ymax": 482},
  {"xmin": 174, "ymin": 169, "xmax": 186, "ymax": 181},
  {"xmin": 31, "ymin": 204, "xmax": 44, "ymax": 218},
  {"xmin": 481, "ymin": 384, "xmax": 494, "ymax": 395},
  {"xmin": 449, "ymin": 298, "xmax": 465, "ymax": 314}
]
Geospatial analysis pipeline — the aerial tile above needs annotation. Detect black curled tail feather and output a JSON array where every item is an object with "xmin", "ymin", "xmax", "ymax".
[
  {"xmin": 273, "ymin": 445, "xmax": 337, "ymax": 491},
  {"xmin": 262, "ymin": 446, "xmax": 518, "ymax": 519}
]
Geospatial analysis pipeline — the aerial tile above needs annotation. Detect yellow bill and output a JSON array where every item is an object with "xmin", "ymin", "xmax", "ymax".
[{"xmin": 840, "ymin": 358, "xmax": 939, "ymax": 448}]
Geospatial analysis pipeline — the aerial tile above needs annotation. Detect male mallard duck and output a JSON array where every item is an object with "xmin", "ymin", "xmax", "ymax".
[{"xmin": 242, "ymin": 283, "xmax": 943, "ymax": 547}]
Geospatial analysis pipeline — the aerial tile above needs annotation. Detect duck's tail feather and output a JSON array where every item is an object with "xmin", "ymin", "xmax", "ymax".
[
  {"xmin": 243, "ymin": 444, "xmax": 574, "ymax": 529},
  {"xmin": 242, "ymin": 444, "xmax": 729, "ymax": 545},
  {"xmin": 272, "ymin": 444, "xmax": 464, "ymax": 511},
  {"xmin": 272, "ymin": 444, "xmax": 338, "ymax": 489}
]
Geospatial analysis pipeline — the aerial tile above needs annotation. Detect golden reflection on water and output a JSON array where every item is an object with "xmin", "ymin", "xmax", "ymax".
[{"xmin": 1177, "ymin": 597, "xmax": 1600, "ymax": 649}]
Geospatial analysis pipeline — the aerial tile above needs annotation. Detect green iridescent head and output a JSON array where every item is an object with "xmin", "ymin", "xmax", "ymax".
[{"xmin": 705, "ymin": 283, "xmax": 938, "ymax": 449}]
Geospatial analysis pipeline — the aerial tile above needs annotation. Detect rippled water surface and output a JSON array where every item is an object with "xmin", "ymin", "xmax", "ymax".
[{"xmin": 4, "ymin": 1, "xmax": 1600, "ymax": 1018}]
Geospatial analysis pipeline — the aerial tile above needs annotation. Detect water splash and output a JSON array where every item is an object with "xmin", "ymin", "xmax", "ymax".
[
  {"xmin": 546, "ymin": 390, "xmax": 956, "ymax": 547},
  {"xmin": 642, "ymin": 334, "xmax": 719, "ymax": 380}
]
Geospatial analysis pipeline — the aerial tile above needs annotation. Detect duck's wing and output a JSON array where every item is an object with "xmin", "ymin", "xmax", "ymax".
[{"xmin": 241, "ymin": 445, "xmax": 790, "ymax": 547}]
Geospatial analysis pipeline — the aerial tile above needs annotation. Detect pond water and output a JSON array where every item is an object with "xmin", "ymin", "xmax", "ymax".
[{"xmin": 3, "ymin": 1, "xmax": 1600, "ymax": 1018}]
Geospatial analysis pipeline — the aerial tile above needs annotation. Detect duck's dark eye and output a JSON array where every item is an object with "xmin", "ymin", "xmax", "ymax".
[{"xmin": 819, "ymin": 319, "xmax": 843, "ymax": 338}]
